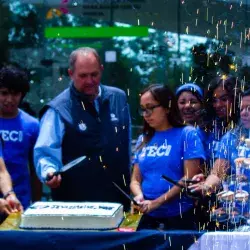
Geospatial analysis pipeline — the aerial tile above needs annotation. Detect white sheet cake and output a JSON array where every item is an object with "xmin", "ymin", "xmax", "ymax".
[{"xmin": 19, "ymin": 201, "xmax": 124, "ymax": 230}]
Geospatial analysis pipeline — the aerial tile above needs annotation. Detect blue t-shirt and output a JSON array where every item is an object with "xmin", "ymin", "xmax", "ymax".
[
  {"xmin": 0, "ymin": 109, "xmax": 39, "ymax": 209},
  {"xmin": 134, "ymin": 126, "xmax": 205, "ymax": 217},
  {"xmin": 197, "ymin": 128, "xmax": 221, "ymax": 172},
  {"xmin": 0, "ymin": 139, "xmax": 2, "ymax": 157},
  {"xmin": 215, "ymin": 129, "xmax": 250, "ymax": 178}
]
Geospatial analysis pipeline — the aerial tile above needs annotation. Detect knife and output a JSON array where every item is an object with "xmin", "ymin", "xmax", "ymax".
[
  {"xmin": 46, "ymin": 156, "xmax": 86, "ymax": 181},
  {"xmin": 161, "ymin": 175, "xmax": 202, "ymax": 200},
  {"xmin": 112, "ymin": 182, "xmax": 139, "ymax": 206},
  {"xmin": 178, "ymin": 179, "xmax": 199, "ymax": 184},
  {"xmin": 161, "ymin": 175, "xmax": 185, "ymax": 189}
]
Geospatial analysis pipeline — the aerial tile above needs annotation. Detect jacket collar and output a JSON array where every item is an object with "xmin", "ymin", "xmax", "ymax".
[{"xmin": 70, "ymin": 82, "xmax": 111, "ymax": 103}]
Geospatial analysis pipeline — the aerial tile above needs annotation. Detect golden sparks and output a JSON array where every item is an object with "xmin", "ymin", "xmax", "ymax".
[
  {"xmin": 81, "ymin": 101, "xmax": 85, "ymax": 110},
  {"xmin": 123, "ymin": 174, "xmax": 126, "ymax": 186}
]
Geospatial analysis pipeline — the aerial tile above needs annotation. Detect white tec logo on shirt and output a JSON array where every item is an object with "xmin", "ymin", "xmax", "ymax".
[
  {"xmin": 139, "ymin": 145, "xmax": 172, "ymax": 160},
  {"xmin": 0, "ymin": 130, "xmax": 23, "ymax": 142}
]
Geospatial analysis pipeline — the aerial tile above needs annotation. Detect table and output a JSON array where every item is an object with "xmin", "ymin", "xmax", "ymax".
[
  {"xmin": 2, "ymin": 213, "xmax": 250, "ymax": 249},
  {"xmin": 0, "ymin": 213, "xmax": 203, "ymax": 250}
]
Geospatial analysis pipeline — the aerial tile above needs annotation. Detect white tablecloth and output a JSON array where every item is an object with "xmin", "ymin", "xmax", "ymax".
[{"xmin": 189, "ymin": 231, "xmax": 250, "ymax": 250}]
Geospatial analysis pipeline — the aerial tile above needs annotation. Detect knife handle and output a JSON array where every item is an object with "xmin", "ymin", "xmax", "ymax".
[
  {"xmin": 132, "ymin": 199, "xmax": 139, "ymax": 206},
  {"xmin": 46, "ymin": 171, "xmax": 60, "ymax": 182},
  {"xmin": 182, "ymin": 179, "xmax": 199, "ymax": 184},
  {"xmin": 186, "ymin": 189, "xmax": 203, "ymax": 200}
]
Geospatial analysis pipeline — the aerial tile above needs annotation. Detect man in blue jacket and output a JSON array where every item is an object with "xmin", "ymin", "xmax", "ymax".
[{"xmin": 34, "ymin": 47, "xmax": 131, "ymax": 210}]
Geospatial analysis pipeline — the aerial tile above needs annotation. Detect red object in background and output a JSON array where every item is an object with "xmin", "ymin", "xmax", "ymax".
[{"xmin": 117, "ymin": 227, "xmax": 135, "ymax": 232}]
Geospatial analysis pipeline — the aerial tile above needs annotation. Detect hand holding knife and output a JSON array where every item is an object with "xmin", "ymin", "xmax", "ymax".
[
  {"xmin": 161, "ymin": 174, "xmax": 202, "ymax": 200},
  {"xmin": 112, "ymin": 182, "xmax": 140, "ymax": 206},
  {"xmin": 46, "ymin": 156, "xmax": 86, "ymax": 182}
]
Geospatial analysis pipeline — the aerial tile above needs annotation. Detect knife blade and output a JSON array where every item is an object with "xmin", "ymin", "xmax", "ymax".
[
  {"xmin": 112, "ymin": 182, "xmax": 139, "ymax": 206},
  {"xmin": 161, "ymin": 175, "xmax": 185, "ymax": 189},
  {"xmin": 46, "ymin": 156, "xmax": 86, "ymax": 181},
  {"xmin": 161, "ymin": 174, "xmax": 202, "ymax": 200}
]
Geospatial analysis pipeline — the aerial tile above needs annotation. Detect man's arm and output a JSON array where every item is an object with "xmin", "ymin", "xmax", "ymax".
[
  {"xmin": 0, "ymin": 157, "xmax": 23, "ymax": 213},
  {"xmin": 0, "ymin": 157, "xmax": 13, "ymax": 196},
  {"xmin": 34, "ymin": 108, "xmax": 64, "ymax": 187},
  {"xmin": 0, "ymin": 139, "xmax": 13, "ymax": 195}
]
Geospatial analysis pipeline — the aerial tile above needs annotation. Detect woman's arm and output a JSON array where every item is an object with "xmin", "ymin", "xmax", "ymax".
[
  {"xmin": 130, "ymin": 164, "xmax": 144, "ymax": 202},
  {"xmin": 140, "ymin": 158, "xmax": 202, "ymax": 213},
  {"xmin": 189, "ymin": 158, "xmax": 229, "ymax": 194}
]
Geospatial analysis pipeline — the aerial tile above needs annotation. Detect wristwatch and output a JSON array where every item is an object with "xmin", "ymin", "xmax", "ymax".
[{"xmin": 3, "ymin": 190, "xmax": 15, "ymax": 199}]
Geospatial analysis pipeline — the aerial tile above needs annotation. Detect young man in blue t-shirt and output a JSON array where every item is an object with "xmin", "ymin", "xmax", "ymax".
[{"xmin": 0, "ymin": 66, "xmax": 41, "ymax": 209}]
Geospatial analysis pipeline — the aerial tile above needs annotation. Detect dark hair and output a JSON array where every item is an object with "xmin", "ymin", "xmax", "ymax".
[
  {"xmin": 204, "ymin": 76, "xmax": 242, "ymax": 127},
  {"xmin": 0, "ymin": 66, "xmax": 30, "ymax": 98},
  {"xmin": 69, "ymin": 47, "xmax": 102, "ymax": 72},
  {"xmin": 231, "ymin": 88, "xmax": 250, "ymax": 145},
  {"xmin": 138, "ymin": 84, "xmax": 184, "ymax": 149}
]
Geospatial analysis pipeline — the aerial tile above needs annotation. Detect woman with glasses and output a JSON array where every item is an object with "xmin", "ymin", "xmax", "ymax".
[{"xmin": 130, "ymin": 84, "xmax": 205, "ymax": 230}]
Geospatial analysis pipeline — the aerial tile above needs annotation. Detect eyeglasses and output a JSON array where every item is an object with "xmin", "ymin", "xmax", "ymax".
[{"xmin": 138, "ymin": 104, "xmax": 161, "ymax": 116}]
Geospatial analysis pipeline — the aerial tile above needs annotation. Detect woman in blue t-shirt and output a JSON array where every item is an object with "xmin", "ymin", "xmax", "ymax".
[
  {"xmin": 176, "ymin": 83, "xmax": 214, "ymax": 173},
  {"xmin": 188, "ymin": 76, "xmax": 242, "ymax": 192},
  {"xmin": 130, "ymin": 84, "xmax": 205, "ymax": 230},
  {"xmin": 189, "ymin": 89, "xmax": 250, "ymax": 195},
  {"xmin": 203, "ymin": 76, "xmax": 242, "ymax": 143}
]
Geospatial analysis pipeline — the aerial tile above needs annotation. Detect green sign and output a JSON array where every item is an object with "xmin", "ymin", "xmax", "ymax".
[{"xmin": 45, "ymin": 26, "xmax": 149, "ymax": 38}]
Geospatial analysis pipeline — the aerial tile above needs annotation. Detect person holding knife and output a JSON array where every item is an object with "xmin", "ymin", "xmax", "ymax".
[
  {"xmin": 130, "ymin": 84, "xmax": 205, "ymax": 230},
  {"xmin": 34, "ymin": 47, "xmax": 131, "ymax": 211}
]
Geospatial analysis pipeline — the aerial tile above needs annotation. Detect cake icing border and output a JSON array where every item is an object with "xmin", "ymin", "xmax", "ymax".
[{"xmin": 19, "ymin": 217, "xmax": 124, "ymax": 231}]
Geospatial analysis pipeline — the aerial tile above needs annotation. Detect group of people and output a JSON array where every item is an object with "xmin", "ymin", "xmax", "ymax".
[
  {"xmin": 0, "ymin": 46, "xmax": 248, "ymax": 231},
  {"xmin": 130, "ymin": 75, "xmax": 244, "ymax": 230}
]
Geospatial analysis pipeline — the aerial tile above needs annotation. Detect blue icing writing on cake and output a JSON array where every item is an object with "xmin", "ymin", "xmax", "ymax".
[
  {"xmin": 20, "ymin": 201, "xmax": 124, "ymax": 230},
  {"xmin": 30, "ymin": 204, "xmax": 114, "ymax": 210}
]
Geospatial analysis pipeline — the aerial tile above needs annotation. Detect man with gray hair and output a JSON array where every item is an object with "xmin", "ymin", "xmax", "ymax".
[{"xmin": 34, "ymin": 47, "xmax": 131, "ymax": 211}]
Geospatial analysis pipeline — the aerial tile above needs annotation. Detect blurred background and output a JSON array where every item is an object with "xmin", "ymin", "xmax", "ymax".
[{"xmin": 0, "ymin": 0, "xmax": 250, "ymax": 138}]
